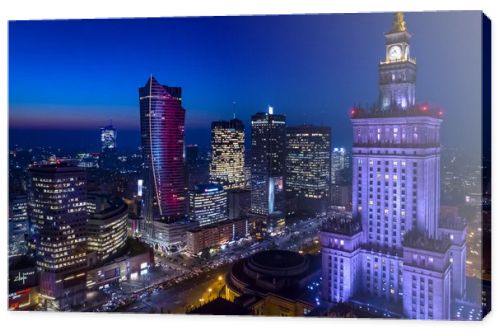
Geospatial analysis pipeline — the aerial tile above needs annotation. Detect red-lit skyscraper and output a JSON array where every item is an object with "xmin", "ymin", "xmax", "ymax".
[{"xmin": 139, "ymin": 76, "xmax": 187, "ymax": 225}]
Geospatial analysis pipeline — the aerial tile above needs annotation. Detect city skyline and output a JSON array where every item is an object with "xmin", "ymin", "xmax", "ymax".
[
  {"xmin": 7, "ymin": 11, "xmax": 490, "ymax": 320},
  {"xmin": 9, "ymin": 11, "xmax": 482, "ymax": 153}
]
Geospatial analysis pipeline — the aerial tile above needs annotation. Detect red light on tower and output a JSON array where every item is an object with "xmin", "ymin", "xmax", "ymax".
[
  {"xmin": 421, "ymin": 104, "xmax": 428, "ymax": 112},
  {"xmin": 350, "ymin": 108, "xmax": 356, "ymax": 117}
]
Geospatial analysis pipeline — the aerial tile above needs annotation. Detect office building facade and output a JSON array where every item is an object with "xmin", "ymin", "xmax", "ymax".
[
  {"xmin": 210, "ymin": 118, "xmax": 246, "ymax": 190},
  {"xmin": 286, "ymin": 125, "xmax": 331, "ymax": 214},
  {"xmin": 331, "ymin": 147, "xmax": 350, "ymax": 185},
  {"xmin": 186, "ymin": 218, "xmax": 250, "ymax": 255},
  {"xmin": 250, "ymin": 107, "xmax": 286, "ymax": 233},
  {"xmin": 189, "ymin": 183, "xmax": 228, "ymax": 227},
  {"xmin": 27, "ymin": 162, "xmax": 88, "ymax": 310},
  {"xmin": 86, "ymin": 194, "xmax": 128, "ymax": 265}
]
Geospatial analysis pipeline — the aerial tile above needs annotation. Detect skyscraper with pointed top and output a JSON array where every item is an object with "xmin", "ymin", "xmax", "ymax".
[{"xmin": 139, "ymin": 76, "xmax": 187, "ymax": 228}]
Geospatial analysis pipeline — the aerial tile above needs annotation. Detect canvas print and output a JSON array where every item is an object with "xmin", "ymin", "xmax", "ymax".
[{"xmin": 8, "ymin": 11, "xmax": 491, "ymax": 320}]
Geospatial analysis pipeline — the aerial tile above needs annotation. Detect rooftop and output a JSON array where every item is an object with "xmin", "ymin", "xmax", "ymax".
[
  {"xmin": 402, "ymin": 229, "xmax": 451, "ymax": 253},
  {"xmin": 192, "ymin": 183, "xmax": 224, "ymax": 194},
  {"xmin": 87, "ymin": 194, "xmax": 128, "ymax": 219},
  {"xmin": 28, "ymin": 160, "xmax": 84, "ymax": 173},
  {"xmin": 250, "ymin": 250, "xmax": 305, "ymax": 270},
  {"xmin": 321, "ymin": 214, "xmax": 361, "ymax": 236},
  {"xmin": 227, "ymin": 251, "xmax": 321, "ymax": 300},
  {"xmin": 187, "ymin": 217, "xmax": 246, "ymax": 233}
]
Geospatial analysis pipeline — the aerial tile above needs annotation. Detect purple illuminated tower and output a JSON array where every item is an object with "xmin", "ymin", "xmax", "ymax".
[
  {"xmin": 139, "ymin": 76, "xmax": 187, "ymax": 228},
  {"xmin": 320, "ymin": 13, "xmax": 466, "ymax": 320}
]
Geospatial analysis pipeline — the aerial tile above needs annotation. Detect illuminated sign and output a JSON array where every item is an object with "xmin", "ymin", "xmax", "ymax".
[
  {"xmin": 14, "ymin": 272, "xmax": 29, "ymax": 285},
  {"xmin": 10, "ymin": 270, "xmax": 35, "ymax": 287}
]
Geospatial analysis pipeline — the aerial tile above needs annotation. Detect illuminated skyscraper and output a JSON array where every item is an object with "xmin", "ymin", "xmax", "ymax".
[
  {"xmin": 250, "ymin": 107, "xmax": 286, "ymax": 233},
  {"xmin": 286, "ymin": 125, "xmax": 331, "ymax": 214},
  {"xmin": 209, "ymin": 118, "xmax": 245, "ymax": 190},
  {"xmin": 331, "ymin": 148, "xmax": 352, "ymax": 208},
  {"xmin": 139, "ymin": 76, "xmax": 187, "ymax": 226},
  {"xmin": 100, "ymin": 122, "xmax": 117, "ymax": 152},
  {"xmin": 100, "ymin": 123, "xmax": 117, "ymax": 169},
  {"xmin": 189, "ymin": 183, "xmax": 228, "ymax": 227},
  {"xmin": 321, "ymin": 13, "xmax": 466, "ymax": 320},
  {"xmin": 331, "ymin": 148, "xmax": 350, "ymax": 185},
  {"xmin": 27, "ymin": 162, "xmax": 87, "ymax": 310}
]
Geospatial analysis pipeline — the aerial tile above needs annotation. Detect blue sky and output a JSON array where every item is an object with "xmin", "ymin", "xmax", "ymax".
[{"xmin": 9, "ymin": 11, "xmax": 482, "ymax": 151}]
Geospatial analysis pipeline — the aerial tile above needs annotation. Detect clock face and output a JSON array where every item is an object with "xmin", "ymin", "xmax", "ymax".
[{"xmin": 389, "ymin": 45, "xmax": 402, "ymax": 61}]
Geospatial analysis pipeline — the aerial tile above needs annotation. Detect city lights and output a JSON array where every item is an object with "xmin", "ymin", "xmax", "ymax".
[{"xmin": 7, "ymin": 11, "xmax": 488, "ymax": 320}]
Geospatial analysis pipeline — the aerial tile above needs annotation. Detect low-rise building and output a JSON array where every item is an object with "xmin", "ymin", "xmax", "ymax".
[
  {"xmin": 225, "ymin": 250, "xmax": 321, "ymax": 316},
  {"xmin": 186, "ymin": 218, "xmax": 251, "ymax": 255},
  {"xmin": 86, "ymin": 238, "xmax": 153, "ymax": 290}
]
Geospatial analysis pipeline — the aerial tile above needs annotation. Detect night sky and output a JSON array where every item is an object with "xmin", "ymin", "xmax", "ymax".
[{"xmin": 9, "ymin": 11, "xmax": 482, "ymax": 153}]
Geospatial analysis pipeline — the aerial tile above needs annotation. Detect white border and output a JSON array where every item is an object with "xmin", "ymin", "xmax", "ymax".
[{"xmin": 1, "ymin": 1, "xmax": 498, "ymax": 334}]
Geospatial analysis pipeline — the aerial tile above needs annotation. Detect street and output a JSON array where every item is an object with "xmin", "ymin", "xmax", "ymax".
[{"xmin": 89, "ymin": 214, "xmax": 326, "ymax": 313}]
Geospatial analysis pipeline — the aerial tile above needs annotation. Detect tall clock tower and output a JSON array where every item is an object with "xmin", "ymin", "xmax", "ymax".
[
  {"xmin": 379, "ymin": 12, "xmax": 416, "ymax": 111},
  {"xmin": 322, "ymin": 12, "xmax": 467, "ymax": 320}
]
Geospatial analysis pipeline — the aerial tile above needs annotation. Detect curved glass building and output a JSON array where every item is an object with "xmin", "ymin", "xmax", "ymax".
[
  {"xmin": 139, "ymin": 76, "xmax": 187, "ymax": 224},
  {"xmin": 86, "ymin": 194, "xmax": 128, "ymax": 264}
]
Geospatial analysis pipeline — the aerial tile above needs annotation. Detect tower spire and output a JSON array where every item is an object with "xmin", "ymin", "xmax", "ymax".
[{"xmin": 392, "ymin": 12, "xmax": 406, "ymax": 32}]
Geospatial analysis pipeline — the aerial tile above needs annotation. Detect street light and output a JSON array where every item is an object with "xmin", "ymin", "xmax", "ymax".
[{"xmin": 218, "ymin": 276, "xmax": 223, "ymax": 281}]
